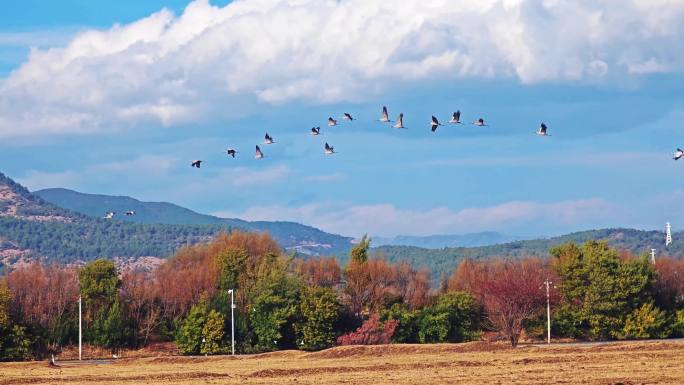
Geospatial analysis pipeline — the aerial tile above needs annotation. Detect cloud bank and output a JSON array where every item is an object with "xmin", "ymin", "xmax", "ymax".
[
  {"xmin": 1, "ymin": 0, "xmax": 683, "ymax": 138},
  {"xmin": 216, "ymin": 198, "xmax": 618, "ymax": 237}
]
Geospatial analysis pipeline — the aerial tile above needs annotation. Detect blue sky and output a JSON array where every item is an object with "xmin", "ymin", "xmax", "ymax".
[{"xmin": 1, "ymin": 0, "xmax": 684, "ymax": 238}]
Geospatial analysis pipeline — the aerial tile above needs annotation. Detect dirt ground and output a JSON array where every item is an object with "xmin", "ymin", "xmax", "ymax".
[{"xmin": 1, "ymin": 340, "xmax": 683, "ymax": 385}]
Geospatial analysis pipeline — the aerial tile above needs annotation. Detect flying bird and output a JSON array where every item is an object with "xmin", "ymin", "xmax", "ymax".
[
  {"xmin": 379, "ymin": 106, "xmax": 391, "ymax": 123},
  {"xmin": 674, "ymin": 148, "xmax": 684, "ymax": 160},
  {"xmin": 311, "ymin": 127, "xmax": 321, "ymax": 135},
  {"xmin": 449, "ymin": 111, "xmax": 462, "ymax": 124},
  {"xmin": 255, "ymin": 145, "xmax": 264, "ymax": 159},
  {"xmin": 536, "ymin": 122, "xmax": 549, "ymax": 136},
  {"xmin": 328, "ymin": 117, "xmax": 338, "ymax": 126},
  {"xmin": 226, "ymin": 148, "xmax": 237, "ymax": 158},
  {"xmin": 125, "ymin": 211, "xmax": 136, "ymax": 216},
  {"xmin": 191, "ymin": 160, "xmax": 202, "ymax": 168},
  {"xmin": 342, "ymin": 113, "xmax": 354, "ymax": 121},
  {"xmin": 104, "ymin": 212, "xmax": 115, "ymax": 219},
  {"xmin": 430, "ymin": 116, "xmax": 442, "ymax": 132},
  {"xmin": 264, "ymin": 133, "xmax": 275, "ymax": 144},
  {"xmin": 393, "ymin": 113, "xmax": 406, "ymax": 129},
  {"xmin": 324, "ymin": 142, "xmax": 335, "ymax": 155},
  {"xmin": 473, "ymin": 118, "xmax": 487, "ymax": 126}
]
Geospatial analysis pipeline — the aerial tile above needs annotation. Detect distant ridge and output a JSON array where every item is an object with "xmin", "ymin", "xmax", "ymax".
[
  {"xmin": 374, "ymin": 227, "xmax": 683, "ymax": 284},
  {"xmin": 372, "ymin": 232, "xmax": 531, "ymax": 249}
]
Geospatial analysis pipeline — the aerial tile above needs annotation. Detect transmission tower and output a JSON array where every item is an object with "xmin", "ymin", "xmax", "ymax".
[{"xmin": 666, "ymin": 222, "xmax": 672, "ymax": 247}]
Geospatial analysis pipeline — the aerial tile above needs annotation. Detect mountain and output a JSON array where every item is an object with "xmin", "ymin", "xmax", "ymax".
[
  {"xmin": 374, "ymin": 228, "xmax": 682, "ymax": 283},
  {"xmin": 34, "ymin": 188, "xmax": 353, "ymax": 256},
  {"xmin": 372, "ymin": 232, "xmax": 531, "ymax": 248},
  {"xmin": 0, "ymin": 172, "xmax": 352, "ymax": 270}
]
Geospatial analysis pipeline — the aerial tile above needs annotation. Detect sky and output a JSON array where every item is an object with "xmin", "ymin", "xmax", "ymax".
[{"xmin": 1, "ymin": 0, "xmax": 684, "ymax": 238}]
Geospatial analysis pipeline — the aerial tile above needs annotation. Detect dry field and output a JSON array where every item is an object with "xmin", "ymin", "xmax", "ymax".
[{"xmin": 1, "ymin": 341, "xmax": 683, "ymax": 385}]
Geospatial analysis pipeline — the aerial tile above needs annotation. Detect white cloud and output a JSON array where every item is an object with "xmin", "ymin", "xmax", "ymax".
[
  {"xmin": 17, "ymin": 155, "xmax": 179, "ymax": 191},
  {"xmin": 1, "ymin": 0, "xmax": 683, "ymax": 138},
  {"xmin": 215, "ymin": 198, "xmax": 618, "ymax": 237}
]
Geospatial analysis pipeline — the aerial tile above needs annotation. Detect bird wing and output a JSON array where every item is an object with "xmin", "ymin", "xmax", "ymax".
[
  {"xmin": 455, "ymin": 110, "xmax": 461, "ymax": 120},
  {"xmin": 382, "ymin": 106, "xmax": 389, "ymax": 120},
  {"xmin": 325, "ymin": 142, "xmax": 331, "ymax": 150}
]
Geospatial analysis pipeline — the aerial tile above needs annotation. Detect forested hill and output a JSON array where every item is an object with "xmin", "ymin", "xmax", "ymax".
[
  {"xmin": 0, "ymin": 172, "xmax": 352, "ymax": 269},
  {"xmin": 374, "ymin": 228, "xmax": 683, "ymax": 280},
  {"xmin": 34, "ymin": 187, "xmax": 353, "ymax": 255}
]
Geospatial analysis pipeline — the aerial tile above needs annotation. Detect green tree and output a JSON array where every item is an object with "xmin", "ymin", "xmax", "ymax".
[
  {"xmin": 552, "ymin": 241, "xmax": 657, "ymax": 340},
  {"xmin": 0, "ymin": 279, "xmax": 9, "ymax": 330},
  {"xmin": 350, "ymin": 235, "xmax": 370, "ymax": 264},
  {"xmin": 672, "ymin": 310, "xmax": 684, "ymax": 337},
  {"xmin": 79, "ymin": 259, "xmax": 125, "ymax": 347},
  {"xmin": 176, "ymin": 302, "xmax": 208, "ymax": 355},
  {"xmin": 249, "ymin": 255, "xmax": 303, "ymax": 351},
  {"xmin": 91, "ymin": 299, "xmax": 129, "ymax": 350},
  {"xmin": 201, "ymin": 310, "xmax": 225, "ymax": 355},
  {"xmin": 622, "ymin": 302, "xmax": 671, "ymax": 339},
  {"xmin": 418, "ymin": 292, "xmax": 480, "ymax": 343},
  {"xmin": 295, "ymin": 287, "xmax": 342, "ymax": 351}
]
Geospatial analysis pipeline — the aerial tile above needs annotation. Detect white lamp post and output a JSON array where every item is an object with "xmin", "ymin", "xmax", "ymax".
[
  {"xmin": 228, "ymin": 289, "xmax": 235, "ymax": 355},
  {"xmin": 78, "ymin": 296, "xmax": 82, "ymax": 361}
]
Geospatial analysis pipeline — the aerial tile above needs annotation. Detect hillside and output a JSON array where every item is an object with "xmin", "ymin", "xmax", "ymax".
[
  {"xmin": 0, "ymin": 172, "xmax": 352, "ymax": 270},
  {"xmin": 34, "ymin": 188, "xmax": 353, "ymax": 256},
  {"xmin": 372, "ymin": 231, "xmax": 530, "ymax": 248},
  {"xmin": 374, "ymin": 228, "xmax": 682, "ymax": 281}
]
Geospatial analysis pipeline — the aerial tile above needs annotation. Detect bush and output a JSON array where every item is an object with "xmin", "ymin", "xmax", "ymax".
[
  {"xmin": 337, "ymin": 313, "xmax": 398, "ymax": 345},
  {"xmin": 418, "ymin": 292, "xmax": 480, "ymax": 344},
  {"xmin": 622, "ymin": 302, "xmax": 671, "ymax": 339},
  {"xmin": 381, "ymin": 303, "xmax": 420, "ymax": 343},
  {"xmin": 672, "ymin": 310, "xmax": 684, "ymax": 337}
]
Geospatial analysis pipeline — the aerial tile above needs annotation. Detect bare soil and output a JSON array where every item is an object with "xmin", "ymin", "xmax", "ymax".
[{"xmin": 1, "ymin": 340, "xmax": 683, "ymax": 385}]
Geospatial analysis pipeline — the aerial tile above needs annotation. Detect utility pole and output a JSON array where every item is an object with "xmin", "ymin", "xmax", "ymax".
[
  {"xmin": 650, "ymin": 248, "xmax": 657, "ymax": 265},
  {"xmin": 228, "ymin": 289, "xmax": 235, "ymax": 355},
  {"xmin": 78, "ymin": 296, "xmax": 82, "ymax": 361},
  {"xmin": 666, "ymin": 222, "xmax": 672, "ymax": 246},
  {"xmin": 543, "ymin": 278, "xmax": 552, "ymax": 344}
]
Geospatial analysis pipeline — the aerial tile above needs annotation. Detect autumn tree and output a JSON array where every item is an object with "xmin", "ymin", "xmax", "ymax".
[
  {"xmin": 294, "ymin": 257, "xmax": 342, "ymax": 288},
  {"xmin": 7, "ymin": 263, "xmax": 79, "ymax": 350},
  {"xmin": 482, "ymin": 258, "xmax": 547, "ymax": 347},
  {"xmin": 120, "ymin": 269, "xmax": 161, "ymax": 345}
]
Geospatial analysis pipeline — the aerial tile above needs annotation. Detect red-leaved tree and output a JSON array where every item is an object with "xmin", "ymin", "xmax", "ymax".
[{"xmin": 482, "ymin": 258, "xmax": 548, "ymax": 347}]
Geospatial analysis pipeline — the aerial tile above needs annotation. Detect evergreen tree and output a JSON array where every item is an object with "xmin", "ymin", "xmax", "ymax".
[{"xmin": 295, "ymin": 287, "xmax": 342, "ymax": 351}]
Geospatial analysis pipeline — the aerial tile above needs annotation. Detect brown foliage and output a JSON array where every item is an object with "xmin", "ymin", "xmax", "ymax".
[
  {"xmin": 154, "ymin": 230, "xmax": 282, "ymax": 320},
  {"xmin": 480, "ymin": 258, "xmax": 548, "ymax": 347},
  {"xmin": 343, "ymin": 258, "xmax": 430, "ymax": 317},
  {"xmin": 121, "ymin": 269, "xmax": 163, "ymax": 345},
  {"xmin": 294, "ymin": 257, "xmax": 342, "ymax": 288},
  {"xmin": 336, "ymin": 313, "xmax": 398, "ymax": 345},
  {"xmin": 6, "ymin": 263, "xmax": 79, "ymax": 342},
  {"xmin": 654, "ymin": 257, "xmax": 684, "ymax": 310},
  {"xmin": 447, "ymin": 258, "xmax": 491, "ymax": 302}
]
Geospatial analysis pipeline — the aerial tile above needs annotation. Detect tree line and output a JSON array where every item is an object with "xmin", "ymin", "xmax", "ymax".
[{"xmin": 1, "ymin": 232, "xmax": 683, "ymax": 360}]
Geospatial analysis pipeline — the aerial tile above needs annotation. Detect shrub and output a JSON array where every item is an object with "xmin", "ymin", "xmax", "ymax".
[
  {"xmin": 337, "ymin": 313, "xmax": 398, "ymax": 345},
  {"xmin": 622, "ymin": 302, "xmax": 671, "ymax": 339}
]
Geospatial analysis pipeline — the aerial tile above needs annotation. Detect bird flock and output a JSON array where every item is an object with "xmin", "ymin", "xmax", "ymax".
[
  {"xmin": 187, "ymin": 105, "xmax": 554, "ymax": 169},
  {"xmin": 104, "ymin": 105, "xmax": 682, "ymax": 219}
]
